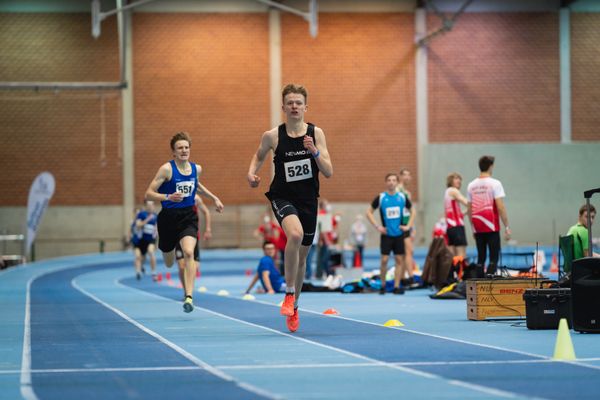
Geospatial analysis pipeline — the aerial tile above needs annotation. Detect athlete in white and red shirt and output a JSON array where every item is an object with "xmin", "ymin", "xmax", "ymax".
[
  {"xmin": 444, "ymin": 172, "xmax": 469, "ymax": 257},
  {"xmin": 467, "ymin": 156, "xmax": 511, "ymax": 275}
]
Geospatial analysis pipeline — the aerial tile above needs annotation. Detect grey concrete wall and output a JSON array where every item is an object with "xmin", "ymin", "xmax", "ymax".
[
  {"xmin": 0, "ymin": 206, "xmax": 125, "ymax": 260},
  {"xmin": 0, "ymin": 202, "xmax": 384, "ymax": 260},
  {"xmin": 0, "ymin": 204, "xmax": 295, "ymax": 260},
  {"xmin": 420, "ymin": 143, "xmax": 600, "ymax": 248}
]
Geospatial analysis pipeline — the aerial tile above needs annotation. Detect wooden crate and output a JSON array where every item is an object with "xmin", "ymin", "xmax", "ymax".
[
  {"xmin": 468, "ymin": 303, "xmax": 526, "ymax": 320},
  {"xmin": 466, "ymin": 279, "xmax": 551, "ymax": 320}
]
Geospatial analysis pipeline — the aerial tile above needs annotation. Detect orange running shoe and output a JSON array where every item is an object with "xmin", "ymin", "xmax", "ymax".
[
  {"xmin": 286, "ymin": 308, "xmax": 299, "ymax": 332},
  {"xmin": 280, "ymin": 293, "xmax": 295, "ymax": 316}
]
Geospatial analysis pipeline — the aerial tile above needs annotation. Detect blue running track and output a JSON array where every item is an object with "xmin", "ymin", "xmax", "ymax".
[{"xmin": 1, "ymin": 250, "xmax": 600, "ymax": 399}]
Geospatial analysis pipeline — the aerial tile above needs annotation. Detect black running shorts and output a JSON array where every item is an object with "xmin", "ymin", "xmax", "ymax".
[
  {"xmin": 268, "ymin": 196, "xmax": 318, "ymax": 246},
  {"xmin": 447, "ymin": 226, "xmax": 467, "ymax": 246},
  {"xmin": 380, "ymin": 234, "xmax": 406, "ymax": 255},
  {"xmin": 157, "ymin": 207, "xmax": 198, "ymax": 253},
  {"xmin": 134, "ymin": 239, "xmax": 155, "ymax": 256}
]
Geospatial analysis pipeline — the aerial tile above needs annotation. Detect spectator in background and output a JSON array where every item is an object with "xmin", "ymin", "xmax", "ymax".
[
  {"xmin": 397, "ymin": 167, "xmax": 417, "ymax": 287},
  {"xmin": 305, "ymin": 227, "xmax": 319, "ymax": 279},
  {"xmin": 432, "ymin": 216, "xmax": 448, "ymax": 243},
  {"xmin": 245, "ymin": 241, "xmax": 342, "ymax": 295},
  {"xmin": 245, "ymin": 242, "xmax": 284, "ymax": 294},
  {"xmin": 444, "ymin": 172, "xmax": 469, "ymax": 258},
  {"xmin": 467, "ymin": 155, "xmax": 510, "ymax": 276},
  {"xmin": 567, "ymin": 204, "xmax": 599, "ymax": 259},
  {"xmin": 367, "ymin": 173, "xmax": 413, "ymax": 295},
  {"xmin": 254, "ymin": 213, "xmax": 287, "ymax": 274},
  {"xmin": 176, "ymin": 195, "xmax": 212, "ymax": 294},
  {"xmin": 316, "ymin": 199, "xmax": 334, "ymax": 279},
  {"xmin": 349, "ymin": 214, "xmax": 367, "ymax": 266}
]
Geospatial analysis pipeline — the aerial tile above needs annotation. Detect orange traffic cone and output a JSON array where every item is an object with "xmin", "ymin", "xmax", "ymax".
[
  {"xmin": 353, "ymin": 251, "xmax": 361, "ymax": 268},
  {"xmin": 550, "ymin": 253, "xmax": 558, "ymax": 273}
]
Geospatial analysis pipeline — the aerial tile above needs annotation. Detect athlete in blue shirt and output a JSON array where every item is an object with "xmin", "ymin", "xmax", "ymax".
[
  {"xmin": 245, "ymin": 242, "xmax": 286, "ymax": 294},
  {"xmin": 366, "ymin": 173, "xmax": 413, "ymax": 295},
  {"xmin": 133, "ymin": 200, "xmax": 158, "ymax": 280},
  {"xmin": 145, "ymin": 132, "xmax": 224, "ymax": 313}
]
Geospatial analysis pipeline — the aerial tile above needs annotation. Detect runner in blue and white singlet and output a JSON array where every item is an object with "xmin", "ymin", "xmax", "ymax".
[
  {"xmin": 132, "ymin": 200, "xmax": 158, "ymax": 280},
  {"xmin": 145, "ymin": 131, "xmax": 224, "ymax": 313},
  {"xmin": 372, "ymin": 191, "xmax": 410, "ymax": 238},
  {"xmin": 367, "ymin": 173, "xmax": 413, "ymax": 295}
]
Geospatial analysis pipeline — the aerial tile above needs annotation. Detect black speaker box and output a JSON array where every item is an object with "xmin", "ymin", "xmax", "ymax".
[
  {"xmin": 524, "ymin": 288, "xmax": 572, "ymax": 330},
  {"xmin": 571, "ymin": 257, "xmax": 600, "ymax": 333}
]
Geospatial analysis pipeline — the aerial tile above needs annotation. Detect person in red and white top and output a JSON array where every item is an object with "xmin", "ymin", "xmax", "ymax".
[
  {"xmin": 467, "ymin": 156, "xmax": 511, "ymax": 275},
  {"xmin": 444, "ymin": 172, "xmax": 469, "ymax": 257}
]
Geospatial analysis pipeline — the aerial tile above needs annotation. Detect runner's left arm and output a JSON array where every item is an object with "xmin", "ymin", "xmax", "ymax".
[{"xmin": 304, "ymin": 127, "xmax": 333, "ymax": 178}]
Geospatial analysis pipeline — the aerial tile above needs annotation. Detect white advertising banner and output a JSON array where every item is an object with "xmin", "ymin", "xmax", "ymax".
[{"xmin": 25, "ymin": 172, "xmax": 55, "ymax": 257}]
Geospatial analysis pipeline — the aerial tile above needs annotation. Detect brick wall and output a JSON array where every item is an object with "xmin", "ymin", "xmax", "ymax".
[
  {"xmin": 281, "ymin": 13, "xmax": 418, "ymax": 201},
  {"xmin": 0, "ymin": 14, "xmax": 119, "ymax": 81},
  {"xmin": 2, "ymin": 10, "xmax": 599, "ymax": 211},
  {"xmin": 132, "ymin": 13, "xmax": 271, "ymax": 206},
  {"xmin": 428, "ymin": 13, "xmax": 560, "ymax": 142},
  {"xmin": 0, "ymin": 14, "xmax": 122, "ymax": 206},
  {"xmin": 571, "ymin": 13, "xmax": 600, "ymax": 141}
]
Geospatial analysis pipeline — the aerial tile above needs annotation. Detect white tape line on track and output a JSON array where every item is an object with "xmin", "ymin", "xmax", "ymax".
[{"xmin": 71, "ymin": 277, "xmax": 281, "ymax": 400}]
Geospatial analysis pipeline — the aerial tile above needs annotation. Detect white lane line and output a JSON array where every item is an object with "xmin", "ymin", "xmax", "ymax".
[
  {"xmin": 20, "ymin": 275, "xmax": 37, "ymax": 400},
  {"xmin": 19, "ymin": 264, "xmax": 82, "ymax": 400},
  {"xmin": 197, "ymin": 307, "xmax": 523, "ymax": 399},
  {"xmin": 17, "ymin": 263, "xmax": 130, "ymax": 400},
  {"xmin": 71, "ymin": 278, "xmax": 281, "ymax": 400},
  {"xmin": 4, "ymin": 366, "xmax": 202, "ymax": 374},
  {"xmin": 120, "ymin": 282, "xmax": 523, "ymax": 399},
  {"xmin": 221, "ymin": 357, "xmax": 600, "ymax": 370},
  {"xmin": 4, "ymin": 356, "xmax": 600, "ymax": 376},
  {"xmin": 248, "ymin": 297, "xmax": 549, "ymax": 361}
]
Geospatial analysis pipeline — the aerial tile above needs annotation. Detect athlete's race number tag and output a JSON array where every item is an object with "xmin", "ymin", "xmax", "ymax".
[
  {"xmin": 143, "ymin": 224, "xmax": 155, "ymax": 235},
  {"xmin": 175, "ymin": 181, "xmax": 195, "ymax": 197},
  {"xmin": 386, "ymin": 206, "xmax": 401, "ymax": 219},
  {"xmin": 284, "ymin": 159, "xmax": 312, "ymax": 182}
]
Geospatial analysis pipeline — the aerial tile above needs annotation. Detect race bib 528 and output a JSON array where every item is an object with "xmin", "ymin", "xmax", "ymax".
[{"xmin": 284, "ymin": 159, "xmax": 313, "ymax": 182}]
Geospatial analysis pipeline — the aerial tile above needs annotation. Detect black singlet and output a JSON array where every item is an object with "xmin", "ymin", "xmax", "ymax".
[{"xmin": 267, "ymin": 123, "xmax": 320, "ymax": 200}]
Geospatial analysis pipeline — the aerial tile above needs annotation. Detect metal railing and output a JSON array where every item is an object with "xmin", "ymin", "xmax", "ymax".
[{"xmin": 0, "ymin": 233, "xmax": 26, "ymax": 268}]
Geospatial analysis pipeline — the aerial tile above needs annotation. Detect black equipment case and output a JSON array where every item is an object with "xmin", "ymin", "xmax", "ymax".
[
  {"xmin": 523, "ymin": 288, "xmax": 572, "ymax": 330},
  {"xmin": 571, "ymin": 188, "xmax": 600, "ymax": 333}
]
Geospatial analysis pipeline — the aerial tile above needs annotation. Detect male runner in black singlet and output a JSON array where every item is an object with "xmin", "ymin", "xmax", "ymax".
[{"xmin": 247, "ymin": 84, "xmax": 333, "ymax": 332}]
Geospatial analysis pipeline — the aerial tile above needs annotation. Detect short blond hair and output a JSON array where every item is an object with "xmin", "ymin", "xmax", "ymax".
[{"xmin": 282, "ymin": 83, "xmax": 308, "ymax": 104}]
